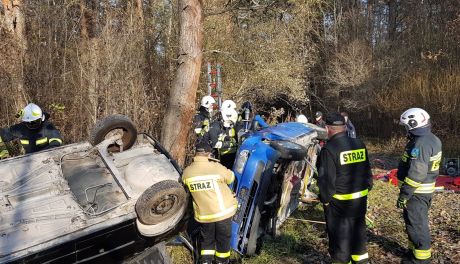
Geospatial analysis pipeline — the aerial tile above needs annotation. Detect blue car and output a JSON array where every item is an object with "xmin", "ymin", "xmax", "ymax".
[{"xmin": 230, "ymin": 122, "xmax": 325, "ymax": 255}]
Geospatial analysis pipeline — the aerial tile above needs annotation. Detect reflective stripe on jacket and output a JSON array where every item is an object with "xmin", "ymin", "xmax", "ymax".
[
  {"xmin": 397, "ymin": 131, "xmax": 442, "ymax": 199},
  {"xmin": 0, "ymin": 121, "xmax": 63, "ymax": 154},
  {"xmin": 182, "ymin": 156, "xmax": 237, "ymax": 223},
  {"xmin": 317, "ymin": 132, "xmax": 373, "ymax": 217}
]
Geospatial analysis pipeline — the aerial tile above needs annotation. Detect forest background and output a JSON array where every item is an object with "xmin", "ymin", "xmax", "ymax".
[{"xmin": 1, "ymin": 0, "xmax": 459, "ymax": 161}]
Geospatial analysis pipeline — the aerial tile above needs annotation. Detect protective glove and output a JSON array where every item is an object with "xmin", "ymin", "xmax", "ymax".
[
  {"xmin": 396, "ymin": 197, "xmax": 408, "ymax": 209},
  {"xmin": 215, "ymin": 141, "xmax": 223, "ymax": 148}
]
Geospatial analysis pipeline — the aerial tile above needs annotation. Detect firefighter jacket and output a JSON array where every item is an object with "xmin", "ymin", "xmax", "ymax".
[
  {"xmin": 0, "ymin": 121, "xmax": 63, "ymax": 156},
  {"xmin": 315, "ymin": 119, "xmax": 326, "ymax": 128},
  {"xmin": 182, "ymin": 156, "xmax": 238, "ymax": 223},
  {"xmin": 317, "ymin": 132, "xmax": 373, "ymax": 217},
  {"xmin": 209, "ymin": 121, "xmax": 237, "ymax": 156},
  {"xmin": 193, "ymin": 107, "xmax": 212, "ymax": 147},
  {"xmin": 397, "ymin": 128, "xmax": 442, "ymax": 200}
]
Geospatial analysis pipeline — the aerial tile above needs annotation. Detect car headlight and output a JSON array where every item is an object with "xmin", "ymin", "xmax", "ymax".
[{"xmin": 234, "ymin": 150, "xmax": 249, "ymax": 174}]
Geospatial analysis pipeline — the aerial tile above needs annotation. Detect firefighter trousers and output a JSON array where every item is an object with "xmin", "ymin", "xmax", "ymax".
[
  {"xmin": 402, "ymin": 194, "xmax": 432, "ymax": 264},
  {"xmin": 325, "ymin": 206, "xmax": 368, "ymax": 264},
  {"xmin": 200, "ymin": 217, "xmax": 232, "ymax": 264}
]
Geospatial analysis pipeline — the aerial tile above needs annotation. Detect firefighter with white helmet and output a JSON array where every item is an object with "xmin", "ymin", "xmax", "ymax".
[
  {"xmin": 221, "ymin": 100, "xmax": 236, "ymax": 111},
  {"xmin": 193, "ymin": 96, "xmax": 217, "ymax": 150},
  {"xmin": 0, "ymin": 103, "xmax": 63, "ymax": 158},
  {"xmin": 397, "ymin": 107, "xmax": 442, "ymax": 264},
  {"xmin": 296, "ymin": 114, "xmax": 309, "ymax": 124},
  {"xmin": 209, "ymin": 100, "xmax": 239, "ymax": 169}
]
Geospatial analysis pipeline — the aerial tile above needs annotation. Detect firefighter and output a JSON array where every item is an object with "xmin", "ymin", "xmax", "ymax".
[
  {"xmin": 397, "ymin": 108, "xmax": 442, "ymax": 264},
  {"xmin": 193, "ymin": 95, "xmax": 216, "ymax": 149},
  {"xmin": 209, "ymin": 103, "xmax": 239, "ymax": 169},
  {"xmin": 315, "ymin": 111, "xmax": 326, "ymax": 128},
  {"xmin": 0, "ymin": 103, "xmax": 62, "ymax": 158},
  {"xmin": 221, "ymin": 99, "xmax": 237, "ymax": 111},
  {"xmin": 340, "ymin": 111, "xmax": 357, "ymax": 138},
  {"xmin": 317, "ymin": 113, "xmax": 373, "ymax": 264},
  {"xmin": 296, "ymin": 114, "xmax": 309, "ymax": 124},
  {"xmin": 236, "ymin": 101, "xmax": 269, "ymax": 136},
  {"xmin": 182, "ymin": 142, "xmax": 237, "ymax": 264}
]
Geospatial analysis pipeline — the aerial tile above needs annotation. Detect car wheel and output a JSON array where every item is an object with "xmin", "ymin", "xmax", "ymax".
[
  {"xmin": 135, "ymin": 180, "xmax": 188, "ymax": 237},
  {"xmin": 269, "ymin": 140, "xmax": 307, "ymax": 161},
  {"xmin": 246, "ymin": 206, "xmax": 262, "ymax": 256},
  {"xmin": 89, "ymin": 114, "xmax": 137, "ymax": 152}
]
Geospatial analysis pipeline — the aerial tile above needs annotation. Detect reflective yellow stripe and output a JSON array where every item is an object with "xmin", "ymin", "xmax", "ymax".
[
  {"xmin": 219, "ymin": 147, "xmax": 236, "ymax": 155},
  {"xmin": 401, "ymin": 153, "xmax": 409, "ymax": 162},
  {"xmin": 20, "ymin": 139, "xmax": 29, "ymax": 145},
  {"xmin": 414, "ymin": 182, "xmax": 436, "ymax": 194},
  {"xmin": 36, "ymin": 137, "xmax": 48, "ymax": 145},
  {"xmin": 49, "ymin": 138, "xmax": 62, "ymax": 144},
  {"xmin": 229, "ymin": 128, "xmax": 235, "ymax": 137},
  {"xmin": 429, "ymin": 152, "xmax": 442, "ymax": 161},
  {"xmin": 404, "ymin": 177, "xmax": 421, "ymax": 188},
  {"xmin": 430, "ymin": 151, "xmax": 442, "ymax": 171},
  {"xmin": 213, "ymin": 179, "xmax": 226, "ymax": 211},
  {"xmin": 215, "ymin": 251, "xmax": 231, "ymax": 258},
  {"xmin": 0, "ymin": 137, "xmax": 2, "ymax": 143},
  {"xmin": 413, "ymin": 248, "xmax": 431, "ymax": 260},
  {"xmin": 351, "ymin": 253, "xmax": 369, "ymax": 261},
  {"xmin": 183, "ymin": 174, "xmax": 220, "ymax": 185},
  {"xmin": 333, "ymin": 189, "xmax": 368, "ymax": 200},
  {"xmin": 228, "ymin": 173, "xmax": 235, "ymax": 184},
  {"xmin": 0, "ymin": 149, "xmax": 9, "ymax": 157},
  {"xmin": 195, "ymin": 205, "xmax": 237, "ymax": 221},
  {"xmin": 201, "ymin": 250, "xmax": 215, "ymax": 255}
]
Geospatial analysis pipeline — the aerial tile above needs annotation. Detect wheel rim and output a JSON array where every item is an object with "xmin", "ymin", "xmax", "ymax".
[
  {"xmin": 151, "ymin": 194, "xmax": 177, "ymax": 215},
  {"xmin": 105, "ymin": 128, "xmax": 130, "ymax": 152}
]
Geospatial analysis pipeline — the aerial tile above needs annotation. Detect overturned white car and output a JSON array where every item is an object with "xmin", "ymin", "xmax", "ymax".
[{"xmin": 0, "ymin": 115, "xmax": 188, "ymax": 263}]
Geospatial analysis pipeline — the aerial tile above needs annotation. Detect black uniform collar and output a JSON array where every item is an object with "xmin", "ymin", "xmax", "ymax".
[
  {"xmin": 409, "ymin": 125, "xmax": 431, "ymax": 137},
  {"xmin": 328, "ymin": 131, "xmax": 347, "ymax": 141},
  {"xmin": 199, "ymin": 106, "xmax": 210, "ymax": 118}
]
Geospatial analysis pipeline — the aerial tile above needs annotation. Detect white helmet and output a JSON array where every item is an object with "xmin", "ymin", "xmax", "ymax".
[
  {"xmin": 21, "ymin": 103, "xmax": 45, "ymax": 122},
  {"xmin": 201, "ymin": 95, "xmax": 216, "ymax": 112},
  {"xmin": 221, "ymin": 100, "xmax": 237, "ymax": 111},
  {"xmin": 296, "ymin": 114, "xmax": 308, "ymax": 124},
  {"xmin": 221, "ymin": 108, "xmax": 238, "ymax": 128},
  {"xmin": 400, "ymin": 108, "xmax": 430, "ymax": 130}
]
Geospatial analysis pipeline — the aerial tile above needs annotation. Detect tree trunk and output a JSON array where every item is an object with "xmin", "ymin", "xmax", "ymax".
[
  {"xmin": 161, "ymin": 0, "xmax": 203, "ymax": 167},
  {"xmin": 2, "ymin": 0, "xmax": 27, "ymax": 108},
  {"xmin": 387, "ymin": 0, "xmax": 397, "ymax": 41}
]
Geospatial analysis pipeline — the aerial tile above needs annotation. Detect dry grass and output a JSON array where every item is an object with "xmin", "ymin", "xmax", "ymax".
[{"xmin": 167, "ymin": 180, "xmax": 460, "ymax": 264}]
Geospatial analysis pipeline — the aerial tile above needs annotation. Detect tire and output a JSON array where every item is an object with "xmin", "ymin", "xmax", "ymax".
[
  {"xmin": 246, "ymin": 206, "xmax": 262, "ymax": 256},
  {"xmin": 135, "ymin": 180, "xmax": 188, "ymax": 225},
  {"xmin": 89, "ymin": 115, "xmax": 137, "ymax": 152},
  {"xmin": 269, "ymin": 140, "xmax": 307, "ymax": 161}
]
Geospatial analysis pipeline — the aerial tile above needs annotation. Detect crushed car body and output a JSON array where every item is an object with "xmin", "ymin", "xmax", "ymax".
[
  {"xmin": 0, "ymin": 115, "xmax": 188, "ymax": 263},
  {"xmin": 231, "ymin": 122, "xmax": 325, "ymax": 255}
]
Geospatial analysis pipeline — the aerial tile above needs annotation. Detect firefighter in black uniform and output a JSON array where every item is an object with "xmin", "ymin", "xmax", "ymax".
[
  {"xmin": 0, "ymin": 103, "xmax": 62, "ymax": 157},
  {"xmin": 209, "ymin": 103, "xmax": 238, "ymax": 169},
  {"xmin": 397, "ymin": 108, "xmax": 442, "ymax": 264},
  {"xmin": 193, "ymin": 95, "xmax": 216, "ymax": 149},
  {"xmin": 317, "ymin": 113, "xmax": 373, "ymax": 264}
]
